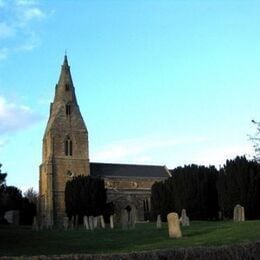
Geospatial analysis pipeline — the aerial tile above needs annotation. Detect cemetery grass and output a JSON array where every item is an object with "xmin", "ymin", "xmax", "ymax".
[{"xmin": 0, "ymin": 221, "xmax": 260, "ymax": 256}]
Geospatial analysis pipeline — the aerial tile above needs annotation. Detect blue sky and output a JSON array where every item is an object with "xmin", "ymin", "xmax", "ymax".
[{"xmin": 1, "ymin": 0, "xmax": 260, "ymax": 192}]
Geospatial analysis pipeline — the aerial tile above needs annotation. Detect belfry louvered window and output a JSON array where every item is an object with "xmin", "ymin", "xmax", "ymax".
[
  {"xmin": 65, "ymin": 137, "xmax": 72, "ymax": 156},
  {"xmin": 66, "ymin": 104, "xmax": 71, "ymax": 116},
  {"xmin": 65, "ymin": 84, "xmax": 70, "ymax": 91}
]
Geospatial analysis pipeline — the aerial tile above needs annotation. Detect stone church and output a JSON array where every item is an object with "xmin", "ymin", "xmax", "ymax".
[{"xmin": 39, "ymin": 56, "xmax": 170, "ymax": 226}]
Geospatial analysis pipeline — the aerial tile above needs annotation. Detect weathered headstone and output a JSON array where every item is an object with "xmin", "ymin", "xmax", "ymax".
[
  {"xmin": 100, "ymin": 215, "xmax": 105, "ymax": 229},
  {"xmin": 32, "ymin": 216, "xmax": 39, "ymax": 231},
  {"xmin": 89, "ymin": 216, "xmax": 94, "ymax": 230},
  {"xmin": 110, "ymin": 215, "xmax": 114, "ymax": 229},
  {"xmin": 45, "ymin": 215, "xmax": 52, "ymax": 229},
  {"xmin": 63, "ymin": 217, "xmax": 69, "ymax": 230},
  {"xmin": 233, "ymin": 204, "xmax": 245, "ymax": 222},
  {"xmin": 156, "ymin": 214, "xmax": 162, "ymax": 229},
  {"xmin": 121, "ymin": 210, "xmax": 128, "ymax": 230},
  {"xmin": 4, "ymin": 210, "xmax": 20, "ymax": 226},
  {"xmin": 180, "ymin": 209, "xmax": 190, "ymax": 227},
  {"xmin": 130, "ymin": 207, "xmax": 136, "ymax": 229},
  {"xmin": 83, "ymin": 216, "xmax": 89, "ymax": 230},
  {"xmin": 93, "ymin": 216, "xmax": 98, "ymax": 229},
  {"xmin": 218, "ymin": 211, "xmax": 222, "ymax": 221},
  {"xmin": 39, "ymin": 216, "xmax": 45, "ymax": 230},
  {"xmin": 75, "ymin": 215, "xmax": 79, "ymax": 228},
  {"xmin": 70, "ymin": 216, "xmax": 75, "ymax": 230},
  {"xmin": 167, "ymin": 212, "xmax": 182, "ymax": 238}
]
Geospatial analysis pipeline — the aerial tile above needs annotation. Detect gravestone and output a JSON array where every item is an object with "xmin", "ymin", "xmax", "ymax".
[
  {"xmin": 32, "ymin": 216, "xmax": 39, "ymax": 231},
  {"xmin": 121, "ymin": 210, "xmax": 128, "ymax": 229},
  {"xmin": 83, "ymin": 216, "xmax": 89, "ymax": 230},
  {"xmin": 45, "ymin": 215, "xmax": 52, "ymax": 229},
  {"xmin": 75, "ymin": 215, "xmax": 79, "ymax": 228},
  {"xmin": 110, "ymin": 215, "xmax": 114, "ymax": 229},
  {"xmin": 218, "ymin": 211, "xmax": 222, "ymax": 221},
  {"xmin": 63, "ymin": 217, "xmax": 69, "ymax": 230},
  {"xmin": 100, "ymin": 215, "xmax": 105, "ymax": 229},
  {"xmin": 70, "ymin": 216, "xmax": 75, "ymax": 230},
  {"xmin": 130, "ymin": 207, "xmax": 136, "ymax": 228},
  {"xmin": 233, "ymin": 204, "xmax": 245, "ymax": 222},
  {"xmin": 89, "ymin": 216, "xmax": 94, "ymax": 230},
  {"xmin": 167, "ymin": 212, "xmax": 182, "ymax": 238},
  {"xmin": 4, "ymin": 210, "xmax": 19, "ymax": 226},
  {"xmin": 93, "ymin": 216, "xmax": 98, "ymax": 229},
  {"xmin": 156, "ymin": 214, "xmax": 162, "ymax": 229},
  {"xmin": 180, "ymin": 209, "xmax": 190, "ymax": 227}
]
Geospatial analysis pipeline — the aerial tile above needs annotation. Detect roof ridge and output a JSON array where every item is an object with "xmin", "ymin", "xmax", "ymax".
[{"xmin": 90, "ymin": 162, "xmax": 165, "ymax": 167}]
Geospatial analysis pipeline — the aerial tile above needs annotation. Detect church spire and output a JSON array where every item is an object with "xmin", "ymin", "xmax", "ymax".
[{"xmin": 53, "ymin": 55, "xmax": 78, "ymax": 105}]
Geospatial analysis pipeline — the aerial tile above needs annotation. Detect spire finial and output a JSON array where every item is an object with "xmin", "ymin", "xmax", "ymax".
[{"xmin": 63, "ymin": 50, "xmax": 68, "ymax": 66}]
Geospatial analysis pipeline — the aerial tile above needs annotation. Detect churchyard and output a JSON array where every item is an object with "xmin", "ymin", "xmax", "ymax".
[{"xmin": 0, "ymin": 220, "xmax": 260, "ymax": 257}]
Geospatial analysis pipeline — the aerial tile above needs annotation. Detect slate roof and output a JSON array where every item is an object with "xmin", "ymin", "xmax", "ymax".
[{"xmin": 90, "ymin": 162, "xmax": 170, "ymax": 178}]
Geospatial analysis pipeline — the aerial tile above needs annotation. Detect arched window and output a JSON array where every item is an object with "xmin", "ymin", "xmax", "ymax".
[
  {"xmin": 65, "ymin": 136, "xmax": 72, "ymax": 156},
  {"xmin": 66, "ymin": 104, "xmax": 71, "ymax": 116}
]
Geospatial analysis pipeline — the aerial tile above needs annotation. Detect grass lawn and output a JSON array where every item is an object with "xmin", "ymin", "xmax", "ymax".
[{"xmin": 0, "ymin": 221, "xmax": 260, "ymax": 256}]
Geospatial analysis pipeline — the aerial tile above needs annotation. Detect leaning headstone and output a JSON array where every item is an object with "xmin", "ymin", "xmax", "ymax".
[
  {"xmin": 83, "ymin": 216, "xmax": 89, "ymax": 230},
  {"xmin": 121, "ymin": 210, "xmax": 128, "ymax": 230},
  {"xmin": 180, "ymin": 209, "xmax": 190, "ymax": 227},
  {"xmin": 167, "ymin": 212, "xmax": 182, "ymax": 238},
  {"xmin": 32, "ymin": 216, "xmax": 39, "ymax": 231},
  {"xmin": 89, "ymin": 216, "xmax": 94, "ymax": 230},
  {"xmin": 100, "ymin": 215, "xmax": 105, "ymax": 229},
  {"xmin": 63, "ymin": 217, "xmax": 69, "ymax": 230},
  {"xmin": 156, "ymin": 214, "xmax": 162, "ymax": 229},
  {"xmin": 110, "ymin": 215, "xmax": 114, "ymax": 229},
  {"xmin": 233, "ymin": 204, "xmax": 245, "ymax": 222}
]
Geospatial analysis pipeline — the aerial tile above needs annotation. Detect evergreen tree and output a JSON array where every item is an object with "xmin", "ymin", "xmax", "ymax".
[
  {"xmin": 151, "ymin": 164, "xmax": 219, "ymax": 220},
  {"xmin": 65, "ymin": 175, "xmax": 107, "ymax": 219},
  {"xmin": 217, "ymin": 156, "xmax": 260, "ymax": 219}
]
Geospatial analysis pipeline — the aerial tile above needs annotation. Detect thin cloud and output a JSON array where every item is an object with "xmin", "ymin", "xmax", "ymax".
[
  {"xmin": 92, "ymin": 135, "xmax": 206, "ymax": 164},
  {"xmin": 16, "ymin": 0, "xmax": 38, "ymax": 6},
  {"xmin": 0, "ymin": 0, "xmax": 47, "ymax": 58},
  {"xmin": 0, "ymin": 95, "xmax": 42, "ymax": 134},
  {"xmin": 192, "ymin": 145, "xmax": 253, "ymax": 167},
  {"xmin": 22, "ymin": 7, "xmax": 45, "ymax": 21}
]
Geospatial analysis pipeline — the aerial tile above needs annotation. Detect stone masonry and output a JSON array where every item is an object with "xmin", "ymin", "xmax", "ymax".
[
  {"xmin": 39, "ymin": 56, "xmax": 169, "ymax": 226},
  {"xmin": 39, "ymin": 56, "xmax": 90, "ymax": 226}
]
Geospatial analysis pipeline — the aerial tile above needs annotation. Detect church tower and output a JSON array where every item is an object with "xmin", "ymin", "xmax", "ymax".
[{"xmin": 39, "ymin": 55, "xmax": 90, "ymax": 226}]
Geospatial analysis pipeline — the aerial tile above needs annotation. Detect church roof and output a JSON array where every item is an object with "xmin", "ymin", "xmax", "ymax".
[{"xmin": 90, "ymin": 162, "xmax": 171, "ymax": 178}]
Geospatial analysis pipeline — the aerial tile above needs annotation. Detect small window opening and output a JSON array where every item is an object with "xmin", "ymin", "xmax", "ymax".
[
  {"xmin": 66, "ymin": 104, "xmax": 71, "ymax": 116},
  {"xmin": 65, "ymin": 84, "xmax": 70, "ymax": 91},
  {"xmin": 67, "ymin": 170, "xmax": 74, "ymax": 177},
  {"xmin": 65, "ymin": 137, "xmax": 72, "ymax": 156}
]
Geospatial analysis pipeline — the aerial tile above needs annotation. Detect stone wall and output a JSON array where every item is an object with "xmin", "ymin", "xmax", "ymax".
[
  {"xmin": 1, "ymin": 241, "xmax": 259, "ymax": 259},
  {"xmin": 105, "ymin": 177, "xmax": 158, "ymax": 221}
]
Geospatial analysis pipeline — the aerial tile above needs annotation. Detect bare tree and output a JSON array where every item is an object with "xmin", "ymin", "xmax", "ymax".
[
  {"xmin": 23, "ymin": 187, "xmax": 38, "ymax": 204},
  {"xmin": 250, "ymin": 120, "xmax": 260, "ymax": 161}
]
